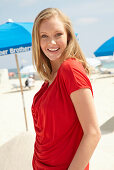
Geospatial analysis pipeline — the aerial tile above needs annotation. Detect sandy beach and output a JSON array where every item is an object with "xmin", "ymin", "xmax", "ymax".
[{"xmin": 0, "ymin": 72, "xmax": 114, "ymax": 170}]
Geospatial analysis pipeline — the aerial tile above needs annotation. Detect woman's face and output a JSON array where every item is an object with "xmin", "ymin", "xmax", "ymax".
[{"xmin": 39, "ymin": 16, "xmax": 68, "ymax": 62}]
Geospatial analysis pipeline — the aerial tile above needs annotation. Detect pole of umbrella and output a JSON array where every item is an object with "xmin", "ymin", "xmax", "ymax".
[{"xmin": 15, "ymin": 53, "xmax": 28, "ymax": 131}]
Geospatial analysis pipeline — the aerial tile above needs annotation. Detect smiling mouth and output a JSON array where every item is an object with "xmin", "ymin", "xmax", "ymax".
[{"xmin": 47, "ymin": 48, "xmax": 60, "ymax": 52}]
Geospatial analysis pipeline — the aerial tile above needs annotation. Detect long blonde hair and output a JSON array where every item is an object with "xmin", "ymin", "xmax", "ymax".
[{"xmin": 32, "ymin": 8, "xmax": 90, "ymax": 81}]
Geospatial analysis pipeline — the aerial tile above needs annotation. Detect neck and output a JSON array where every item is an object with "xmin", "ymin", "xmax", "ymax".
[{"xmin": 50, "ymin": 59, "xmax": 62, "ymax": 74}]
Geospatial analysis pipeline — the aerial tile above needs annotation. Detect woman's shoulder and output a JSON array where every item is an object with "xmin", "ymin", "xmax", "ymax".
[
  {"xmin": 57, "ymin": 58, "xmax": 93, "ymax": 96},
  {"xmin": 59, "ymin": 58, "xmax": 86, "ymax": 75}
]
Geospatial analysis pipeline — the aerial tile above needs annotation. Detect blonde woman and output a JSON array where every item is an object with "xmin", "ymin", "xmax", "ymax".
[{"xmin": 32, "ymin": 8, "xmax": 101, "ymax": 170}]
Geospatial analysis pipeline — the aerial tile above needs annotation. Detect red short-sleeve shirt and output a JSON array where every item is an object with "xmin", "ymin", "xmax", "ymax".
[{"xmin": 32, "ymin": 58, "xmax": 93, "ymax": 170}]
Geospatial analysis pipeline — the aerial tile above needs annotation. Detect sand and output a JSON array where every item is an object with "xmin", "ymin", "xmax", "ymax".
[{"xmin": 0, "ymin": 73, "xmax": 114, "ymax": 170}]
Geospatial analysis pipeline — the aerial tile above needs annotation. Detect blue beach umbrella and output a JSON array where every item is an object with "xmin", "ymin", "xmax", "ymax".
[
  {"xmin": 0, "ymin": 20, "xmax": 33, "ymax": 56},
  {"xmin": 94, "ymin": 36, "xmax": 114, "ymax": 57},
  {"xmin": 0, "ymin": 20, "xmax": 33, "ymax": 131}
]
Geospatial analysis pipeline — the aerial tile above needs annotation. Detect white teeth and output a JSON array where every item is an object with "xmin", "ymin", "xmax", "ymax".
[{"xmin": 48, "ymin": 48, "xmax": 59, "ymax": 51}]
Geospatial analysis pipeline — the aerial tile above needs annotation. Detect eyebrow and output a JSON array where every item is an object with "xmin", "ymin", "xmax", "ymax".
[
  {"xmin": 40, "ymin": 32, "xmax": 47, "ymax": 34},
  {"xmin": 40, "ymin": 30, "xmax": 64, "ymax": 34},
  {"xmin": 40, "ymin": 31, "xmax": 46, "ymax": 33}
]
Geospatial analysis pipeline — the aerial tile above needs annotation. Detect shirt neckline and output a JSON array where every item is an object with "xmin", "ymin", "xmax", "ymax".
[{"xmin": 46, "ymin": 58, "xmax": 74, "ymax": 88}]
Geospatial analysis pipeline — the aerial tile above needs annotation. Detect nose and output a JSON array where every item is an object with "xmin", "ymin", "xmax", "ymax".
[{"xmin": 50, "ymin": 39, "xmax": 56, "ymax": 45}]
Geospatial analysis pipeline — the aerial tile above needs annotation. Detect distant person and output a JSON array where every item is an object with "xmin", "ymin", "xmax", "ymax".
[
  {"xmin": 25, "ymin": 75, "xmax": 35, "ymax": 89},
  {"xmin": 31, "ymin": 8, "xmax": 101, "ymax": 170}
]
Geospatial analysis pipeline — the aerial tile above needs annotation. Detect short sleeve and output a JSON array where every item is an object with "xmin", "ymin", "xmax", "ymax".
[{"xmin": 58, "ymin": 58, "xmax": 93, "ymax": 96}]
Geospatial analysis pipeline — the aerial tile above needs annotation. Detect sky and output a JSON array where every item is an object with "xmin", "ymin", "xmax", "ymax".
[{"xmin": 0, "ymin": 0, "xmax": 114, "ymax": 69}]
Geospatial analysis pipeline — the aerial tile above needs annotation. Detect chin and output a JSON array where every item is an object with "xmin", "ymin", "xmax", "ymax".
[{"xmin": 49, "ymin": 54, "xmax": 62, "ymax": 61}]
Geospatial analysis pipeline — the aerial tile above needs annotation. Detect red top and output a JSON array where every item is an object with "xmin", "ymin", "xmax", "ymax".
[{"xmin": 32, "ymin": 58, "xmax": 93, "ymax": 170}]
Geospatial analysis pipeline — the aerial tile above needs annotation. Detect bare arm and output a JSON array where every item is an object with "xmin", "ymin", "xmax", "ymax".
[{"xmin": 68, "ymin": 88, "xmax": 101, "ymax": 170}]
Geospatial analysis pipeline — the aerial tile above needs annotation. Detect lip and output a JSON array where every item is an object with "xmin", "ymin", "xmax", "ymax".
[{"xmin": 47, "ymin": 48, "xmax": 60, "ymax": 52}]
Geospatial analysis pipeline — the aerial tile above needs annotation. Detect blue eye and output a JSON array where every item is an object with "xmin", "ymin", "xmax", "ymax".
[
  {"xmin": 56, "ymin": 33, "xmax": 62, "ymax": 37},
  {"xmin": 41, "ymin": 34, "xmax": 48, "ymax": 38}
]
